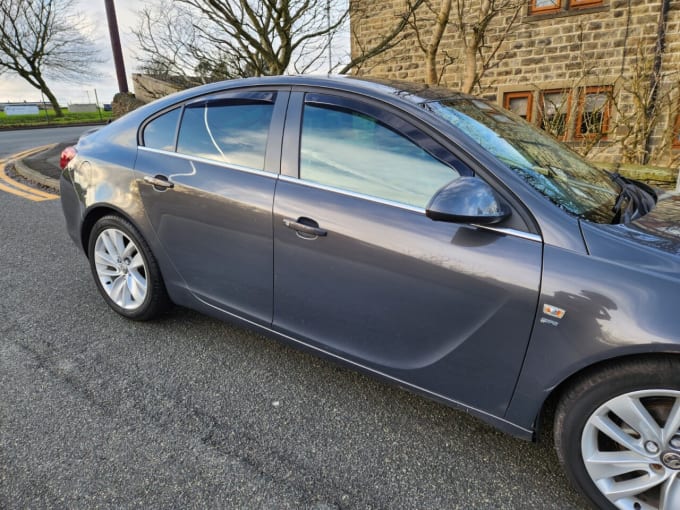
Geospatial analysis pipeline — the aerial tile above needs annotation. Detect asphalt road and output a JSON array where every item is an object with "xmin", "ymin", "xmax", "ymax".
[
  {"xmin": 0, "ymin": 126, "xmax": 93, "ymax": 159},
  {"xmin": 0, "ymin": 132, "xmax": 590, "ymax": 509}
]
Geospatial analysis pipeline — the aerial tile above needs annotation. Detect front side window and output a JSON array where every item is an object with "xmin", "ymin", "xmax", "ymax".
[
  {"xmin": 177, "ymin": 96, "xmax": 275, "ymax": 170},
  {"xmin": 299, "ymin": 103, "xmax": 460, "ymax": 208},
  {"xmin": 143, "ymin": 108, "xmax": 181, "ymax": 151}
]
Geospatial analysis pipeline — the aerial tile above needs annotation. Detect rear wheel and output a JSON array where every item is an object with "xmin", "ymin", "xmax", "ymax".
[
  {"xmin": 554, "ymin": 359, "xmax": 680, "ymax": 510},
  {"xmin": 88, "ymin": 215, "xmax": 168, "ymax": 320}
]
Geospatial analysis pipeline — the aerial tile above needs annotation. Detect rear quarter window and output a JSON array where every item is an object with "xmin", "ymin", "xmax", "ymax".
[{"xmin": 142, "ymin": 108, "xmax": 181, "ymax": 151}]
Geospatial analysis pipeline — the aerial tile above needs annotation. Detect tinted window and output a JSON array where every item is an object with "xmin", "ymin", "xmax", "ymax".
[
  {"xmin": 300, "ymin": 104, "xmax": 458, "ymax": 208},
  {"xmin": 143, "ymin": 108, "xmax": 180, "ymax": 151},
  {"xmin": 177, "ymin": 99, "xmax": 274, "ymax": 170}
]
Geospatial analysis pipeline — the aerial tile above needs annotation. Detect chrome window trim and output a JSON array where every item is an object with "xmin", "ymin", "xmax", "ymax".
[
  {"xmin": 138, "ymin": 146, "xmax": 277, "ymax": 179},
  {"xmin": 472, "ymin": 225, "xmax": 542, "ymax": 243},
  {"xmin": 278, "ymin": 175, "xmax": 425, "ymax": 214}
]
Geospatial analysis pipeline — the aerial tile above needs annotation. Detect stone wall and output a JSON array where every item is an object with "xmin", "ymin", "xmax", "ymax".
[{"xmin": 351, "ymin": 0, "xmax": 680, "ymax": 167}]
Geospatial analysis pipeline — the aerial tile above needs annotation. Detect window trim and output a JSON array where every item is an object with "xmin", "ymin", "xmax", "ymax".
[
  {"xmin": 503, "ymin": 91, "xmax": 534, "ymax": 122},
  {"xmin": 574, "ymin": 86, "xmax": 612, "ymax": 140}
]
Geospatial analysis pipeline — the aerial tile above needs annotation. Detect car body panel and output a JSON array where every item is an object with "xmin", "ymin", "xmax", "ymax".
[
  {"xmin": 133, "ymin": 149, "xmax": 278, "ymax": 324},
  {"xmin": 273, "ymin": 178, "xmax": 542, "ymax": 416}
]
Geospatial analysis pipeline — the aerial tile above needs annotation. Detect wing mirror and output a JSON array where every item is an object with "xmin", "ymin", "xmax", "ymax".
[{"xmin": 426, "ymin": 177, "xmax": 511, "ymax": 225}]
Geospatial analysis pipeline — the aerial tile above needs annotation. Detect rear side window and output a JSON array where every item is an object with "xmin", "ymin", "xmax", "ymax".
[
  {"xmin": 177, "ymin": 98, "xmax": 275, "ymax": 170},
  {"xmin": 143, "ymin": 108, "xmax": 181, "ymax": 151}
]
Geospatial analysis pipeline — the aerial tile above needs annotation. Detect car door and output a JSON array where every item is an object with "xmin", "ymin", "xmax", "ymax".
[
  {"xmin": 134, "ymin": 89, "xmax": 289, "ymax": 324},
  {"xmin": 272, "ymin": 91, "xmax": 542, "ymax": 415}
]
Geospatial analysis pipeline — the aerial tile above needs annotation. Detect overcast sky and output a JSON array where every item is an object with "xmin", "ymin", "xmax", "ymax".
[
  {"xmin": 0, "ymin": 0, "xmax": 138, "ymax": 105},
  {"xmin": 0, "ymin": 0, "xmax": 350, "ymax": 106}
]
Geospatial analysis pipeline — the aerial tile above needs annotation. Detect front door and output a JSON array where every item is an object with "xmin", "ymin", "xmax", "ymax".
[{"xmin": 272, "ymin": 92, "xmax": 542, "ymax": 415}]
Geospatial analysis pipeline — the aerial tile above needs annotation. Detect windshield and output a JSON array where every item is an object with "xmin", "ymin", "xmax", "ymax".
[{"xmin": 426, "ymin": 98, "xmax": 620, "ymax": 223}]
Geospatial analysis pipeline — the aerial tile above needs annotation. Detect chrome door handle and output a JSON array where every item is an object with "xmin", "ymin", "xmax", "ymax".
[
  {"xmin": 144, "ymin": 175, "xmax": 174, "ymax": 190},
  {"xmin": 283, "ymin": 218, "xmax": 327, "ymax": 238}
]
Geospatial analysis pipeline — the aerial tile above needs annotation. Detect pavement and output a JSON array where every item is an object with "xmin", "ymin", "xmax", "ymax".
[{"xmin": 10, "ymin": 140, "xmax": 70, "ymax": 190}]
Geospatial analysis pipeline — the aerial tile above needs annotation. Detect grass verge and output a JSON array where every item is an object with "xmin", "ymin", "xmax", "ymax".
[{"xmin": 0, "ymin": 109, "xmax": 112, "ymax": 128}]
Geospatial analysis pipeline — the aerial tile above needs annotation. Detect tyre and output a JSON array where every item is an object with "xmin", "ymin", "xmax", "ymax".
[
  {"xmin": 554, "ymin": 358, "xmax": 680, "ymax": 510},
  {"xmin": 88, "ymin": 215, "xmax": 168, "ymax": 320}
]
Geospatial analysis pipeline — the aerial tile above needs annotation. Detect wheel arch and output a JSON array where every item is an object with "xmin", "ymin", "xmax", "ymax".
[
  {"xmin": 536, "ymin": 351, "xmax": 680, "ymax": 441},
  {"xmin": 81, "ymin": 205, "xmax": 143, "ymax": 257}
]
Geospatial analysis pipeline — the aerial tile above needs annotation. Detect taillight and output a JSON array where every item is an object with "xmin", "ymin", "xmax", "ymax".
[{"xmin": 60, "ymin": 146, "xmax": 77, "ymax": 170}]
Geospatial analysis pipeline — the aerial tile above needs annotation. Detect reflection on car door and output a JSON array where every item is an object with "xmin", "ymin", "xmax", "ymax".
[
  {"xmin": 272, "ymin": 92, "xmax": 542, "ymax": 415},
  {"xmin": 134, "ymin": 90, "xmax": 288, "ymax": 324}
]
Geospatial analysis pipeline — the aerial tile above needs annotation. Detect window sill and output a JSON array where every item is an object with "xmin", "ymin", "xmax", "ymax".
[{"xmin": 526, "ymin": 4, "xmax": 609, "ymax": 22}]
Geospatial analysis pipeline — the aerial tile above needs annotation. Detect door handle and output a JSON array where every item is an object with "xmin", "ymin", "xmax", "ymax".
[
  {"xmin": 144, "ymin": 175, "xmax": 174, "ymax": 190},
  {"xmin": 283, "ymin": 217, "xmax": 327, "ymax": 238}
]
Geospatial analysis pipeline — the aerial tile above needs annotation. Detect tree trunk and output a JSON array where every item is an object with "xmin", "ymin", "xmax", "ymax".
[
  {"xmin": 425, "ymin": 0, "xmax": 451, "ymax": 85},
  {"xmin": 33, "ymin": 74, "xmax": 63, "ymax": 116},
  {"xmin": 41, "ymin": 86, "xmax": 63, "ymax": 117},
  {"xmin": 461, "ymin": 45, "xmax": 477, "ymax": 94}
]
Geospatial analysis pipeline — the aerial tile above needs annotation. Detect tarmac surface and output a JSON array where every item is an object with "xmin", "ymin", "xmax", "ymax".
[{"xmin": 22, "ymin": 141, "xmax": 72, "ymax": 181}]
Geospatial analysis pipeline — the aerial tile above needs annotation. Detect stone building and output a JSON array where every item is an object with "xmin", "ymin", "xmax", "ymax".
[{"xmin": 351, "ymin": 0, "xmax": 680, "ymax": 167}]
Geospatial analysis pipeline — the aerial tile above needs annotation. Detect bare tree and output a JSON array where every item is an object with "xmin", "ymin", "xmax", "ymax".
[
  {"xmin": 0, "ymin": 0, "xmax": 101, "ymax": 116},
  {"xmin": 408, "ymin": 0, "xmax": 522, "ymax": 91},
  {"xmin": 134, "ymin": 0, "xmax": 349, "ymax": 84},
  {"xmin": 338, "ymin": 0, "xmax": 426, "ymax": 75}
]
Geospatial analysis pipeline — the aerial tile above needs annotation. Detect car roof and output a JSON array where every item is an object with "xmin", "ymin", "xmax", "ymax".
[{"xmin": 148, "ymin": 75, "xmax": 469, "ymax": 112}]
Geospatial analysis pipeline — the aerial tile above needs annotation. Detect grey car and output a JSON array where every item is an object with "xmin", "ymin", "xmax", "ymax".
[{"xmin": 60, "ymin": 76, "xmax": 680, "ymax": 510}]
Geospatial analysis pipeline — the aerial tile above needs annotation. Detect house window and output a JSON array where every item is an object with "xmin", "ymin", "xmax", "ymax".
[
  {"xmin": 529, "ymin": 0, "xmax": 561, "ymax": 14},
  {"xmin": 673, "ymin": 114, "xmax": 680, "ymax": 149},
  {"xmin": 529, "ymin": 0, "xmax": 603, "ymax": 15},
  {"xmin": 575, "ymin": 86, "xmax": 611, "ymax": 138},
  {"xmin": 504, "ymin": 91, "xmax": 533, "ymax": 121},
  {"xmin": 539, "ymin": 90, "xmax": 571, "ymax": 139}
]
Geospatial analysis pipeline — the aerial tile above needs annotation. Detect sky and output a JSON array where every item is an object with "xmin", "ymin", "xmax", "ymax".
[
  {"xmin": 0, "ymin": 0, "xmax": 138, "ymax": 105},
  {"xmin": 0, "ymin": 0, "xmax": 350, "ymax": 106}
]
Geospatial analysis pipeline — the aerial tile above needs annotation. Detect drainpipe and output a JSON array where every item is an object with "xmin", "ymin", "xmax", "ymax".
[{"xmin": 643, "ymin": 0, "xmax": 670, "ymax": 164}]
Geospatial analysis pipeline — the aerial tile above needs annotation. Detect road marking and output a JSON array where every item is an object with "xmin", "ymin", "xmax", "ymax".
[
  {"xmin": 0, "ymin": 145, "xmax": 60, "ymax": 201},
  {"xmin": 0, "ymin": 168, "xmax": 58, "ymax": 199}
]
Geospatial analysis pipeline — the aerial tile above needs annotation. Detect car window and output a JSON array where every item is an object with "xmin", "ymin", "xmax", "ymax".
[
  {"xmin": 177, "ymin": 99, "xmax": 275, "ymax": 170},
  {"xmin": 143, "ymin": 108, "xmax": 181, "ymax": 151},
  {"xmin": 300, "ymin": 103, "xmax": 459, "ymax": 208}
]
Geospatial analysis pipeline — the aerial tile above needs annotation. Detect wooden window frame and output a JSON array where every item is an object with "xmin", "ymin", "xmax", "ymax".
[
  {"xmin": 539, "ymin": 89, "xmax": 572, "ymax": 141},
  {"xmin": 569, "ymin": 0, "xmax": 604, "ymax": 8},
  {"xmin": 574, "ymin": 86, "xmax": 612, "ymax": 140},
  {"xmin": 529, "ymin": 0, "xmax": 562, "ymax": 14},
  {"xmin": 503, "ymin": 91, "xmax": 534, "ymax": 122}
]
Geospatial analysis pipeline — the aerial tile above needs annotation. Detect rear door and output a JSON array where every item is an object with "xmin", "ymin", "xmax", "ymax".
[
  {"xmin": 134, "ymin": 89, "xmax": 288, "ymax": 324},
  {"xmin": 272, "ymin": 91, "xmax": 542, "ymax": 415}
]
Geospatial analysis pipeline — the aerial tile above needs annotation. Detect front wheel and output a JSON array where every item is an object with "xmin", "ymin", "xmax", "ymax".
[
  {"xmin": 554, "ymin": 358, "xmax": 680, "ymax": 510},
  {"xmin": 88, "ymin": 215, "xmax": 168, "ymax": 320}
]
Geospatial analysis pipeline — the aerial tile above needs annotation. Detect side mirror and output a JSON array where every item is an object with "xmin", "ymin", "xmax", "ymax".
[{"xmin": 426, "ymin": 177, "xmax": 511, "ymax": 225}]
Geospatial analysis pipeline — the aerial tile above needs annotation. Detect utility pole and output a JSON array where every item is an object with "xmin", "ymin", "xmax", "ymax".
[{"xmin": 104, "ymin": 0, "xmax": 129, "ymax": 93}]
